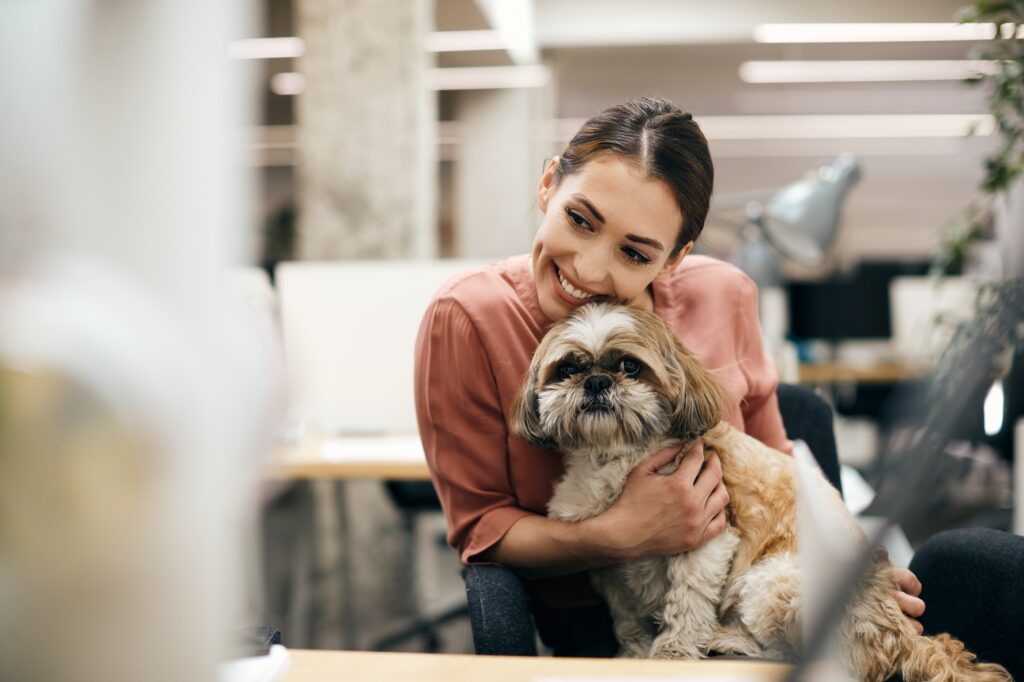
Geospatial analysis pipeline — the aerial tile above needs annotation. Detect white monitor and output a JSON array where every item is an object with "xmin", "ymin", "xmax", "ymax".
[{"xmin": 276, "ymin": 259, "xmax": 486, "ymax": 434}]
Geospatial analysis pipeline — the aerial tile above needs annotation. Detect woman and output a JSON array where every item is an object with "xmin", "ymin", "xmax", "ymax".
[{"xmin": 413, "ymin": 97, "xmax": 925, "ymax": 656}]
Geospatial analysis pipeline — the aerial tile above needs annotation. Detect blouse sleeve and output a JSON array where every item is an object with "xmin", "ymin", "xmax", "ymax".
[
  {"xmin": 734, "ymin": 275, "xmax": 793, "ymax": 453},
  {"xmin": 414, "ymin": 296, "xmax": 533, "ymax": 564}
]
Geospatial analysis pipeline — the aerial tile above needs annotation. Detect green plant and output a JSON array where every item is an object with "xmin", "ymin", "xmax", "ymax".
[{"xmin": 931, "ymin": 2, "xmax": 1024, "ymax": 275}]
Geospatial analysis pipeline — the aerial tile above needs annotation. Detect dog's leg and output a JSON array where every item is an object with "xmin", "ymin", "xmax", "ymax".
[
  {"xmin": 649, "ymin": 528, "xmax": 740, "ymax": 660},
  {"xmin": 707, "ymin": 618, "xmax": 764, "ymax": 658},
  {"xmin": 592, "ymin": 568, "xmax": 654, "ymax": 658},
  {"xmin": 732, "ymin": 552, "xmax": 801, "ymax": 660}
]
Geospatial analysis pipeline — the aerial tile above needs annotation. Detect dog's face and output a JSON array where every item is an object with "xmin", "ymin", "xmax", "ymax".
[{"xmin": 510, "ymin": 303, "xmax": 727, "ymax": 454}]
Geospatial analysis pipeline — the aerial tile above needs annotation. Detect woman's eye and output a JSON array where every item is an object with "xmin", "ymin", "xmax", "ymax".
[
  {"xmin": 620, "ymin": 358, "xmax": 640, "ymax": 376},
  {"xmin": 557, "ymin": 363, "xmax": 579, "ymax": 380},
  {"xmin": 565, "ymin": 208, "xmax": 591, "ymax": 230},
  {"xmin": 622, "ymin": 246, "xmax": 651, "ymax": 265}
]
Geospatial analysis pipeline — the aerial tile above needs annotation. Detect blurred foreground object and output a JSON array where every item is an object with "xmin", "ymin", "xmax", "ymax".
[{"xmin": 0, "ymin": 2, "xmax": 267, "ymax": 681}]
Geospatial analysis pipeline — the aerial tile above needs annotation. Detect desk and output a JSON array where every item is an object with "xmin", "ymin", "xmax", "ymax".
[
  {"xmin": 798, "ymin": 361, "xmax": 927, "ymax": 385},
  {"xmin": 281, "ymin": 650, "xmax": 793, "ymax": 682},
  {"xmin": 267, "ymin": 434, "xmax": 430, "ymax": 481}
]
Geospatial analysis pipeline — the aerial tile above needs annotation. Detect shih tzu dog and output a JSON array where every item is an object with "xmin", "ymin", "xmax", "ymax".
[{"xmin": 510, "ymin": 303, "xmax": 1010, "ymax": 681}]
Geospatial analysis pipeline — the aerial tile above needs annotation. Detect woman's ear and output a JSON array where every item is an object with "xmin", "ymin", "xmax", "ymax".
[
  {"xmin": 536, "ymin": 156, "xmax": 559, "ymax": 214},
  {"xmin": 656, "ymin": 240, "xmax": 693, "ymax": 280}
]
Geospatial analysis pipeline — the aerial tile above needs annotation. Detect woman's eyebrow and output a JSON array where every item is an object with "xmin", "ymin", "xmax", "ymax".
[
  {"xmin": 626, "ymin": 234, "xmax": 664, "ymax": 251},
  {"xmin": 572, "ymin": 194, "xmax": 606, "ymax": 224}
]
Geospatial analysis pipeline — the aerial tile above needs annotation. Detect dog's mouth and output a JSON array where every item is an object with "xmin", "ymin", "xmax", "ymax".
[{"xmin": 580, "ymin": 401, "xmax": 613, "ymax": 415}]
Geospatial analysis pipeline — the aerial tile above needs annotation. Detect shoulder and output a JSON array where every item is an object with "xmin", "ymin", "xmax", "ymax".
[
  {"xmin": 662, "ymin": 255, "xmax": 758, "ymax": 310},
  {"xmin": 421, "ymin": 254, "xmax": 533, "ymax": 335}
]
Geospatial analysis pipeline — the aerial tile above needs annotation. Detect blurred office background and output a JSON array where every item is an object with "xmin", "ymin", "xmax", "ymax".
[{"xmin": 3, "ymin": 0, "xmax": 1023, "ymax": 675}]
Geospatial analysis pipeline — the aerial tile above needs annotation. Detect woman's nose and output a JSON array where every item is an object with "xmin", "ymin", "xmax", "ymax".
[{"xmin": 572, "ymin": 250, "xmax": 609, "ymax": 288}]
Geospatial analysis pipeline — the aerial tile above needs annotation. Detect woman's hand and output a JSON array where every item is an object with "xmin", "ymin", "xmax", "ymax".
[
  {"xmin": 892, "ymin": 565, "xmax": 925, "ymax": 634},
  {"xmin": 876, "ymin": 548, "xmax": 925, "ymax": 634},
  {"xmin": 594, "ymin": 441, "xmax": 729, "ymax": 561}
]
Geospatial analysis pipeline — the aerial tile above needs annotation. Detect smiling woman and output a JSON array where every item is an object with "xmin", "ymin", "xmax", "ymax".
[{"xmin": 415, "ymin": 97, "xmax": 798, "ymax": 657}]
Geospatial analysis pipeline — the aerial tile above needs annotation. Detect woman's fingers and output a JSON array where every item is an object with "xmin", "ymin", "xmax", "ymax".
[
  {"xmin": 702, "ymin": 508, "xmax": 728, "ymax": 543},
  {"xmin": 643, "ymin": 442, "xmax": 690, "ymax": 474},
  {"xmin": 892, "ymin": 565, "xmax": 923, "ymax": 597}
]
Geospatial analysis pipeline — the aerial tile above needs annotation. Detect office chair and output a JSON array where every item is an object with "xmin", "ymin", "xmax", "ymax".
[{"xmin": 463, "ymin": 383, "xmax": 841, "ymax": 656}]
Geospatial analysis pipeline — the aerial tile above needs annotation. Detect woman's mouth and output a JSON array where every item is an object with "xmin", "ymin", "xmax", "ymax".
[{"xmin": 552, "ymin": 264, "xmax": 599, "ymax": 303}]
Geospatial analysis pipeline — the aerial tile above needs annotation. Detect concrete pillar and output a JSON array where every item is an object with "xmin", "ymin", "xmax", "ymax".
[
  {"xmin": 454, "ymin": 85, "xmax": 553, "ymax": 258},
  {"xmin": 295, "ymin": 0, "xmax": 436, "ymax": 260}
]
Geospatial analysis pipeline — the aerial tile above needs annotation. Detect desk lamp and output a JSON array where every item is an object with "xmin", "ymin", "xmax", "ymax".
[{"xmin": 714, "ymin": 155, "xmax": 862, "ymax": 284}]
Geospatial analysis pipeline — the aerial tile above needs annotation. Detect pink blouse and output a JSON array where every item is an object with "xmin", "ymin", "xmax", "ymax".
[{"xmin": 414, "ymin": 254, "xmax": 789, "ymax": 568}]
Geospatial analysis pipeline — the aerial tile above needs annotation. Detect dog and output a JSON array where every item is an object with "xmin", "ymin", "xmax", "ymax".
[{"xmin": 510, "ymin": 302, "xmax": 1010, "ymax": 681}]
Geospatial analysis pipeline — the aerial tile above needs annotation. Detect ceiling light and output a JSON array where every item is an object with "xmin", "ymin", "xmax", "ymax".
[
  {"xmin": 753, "ymin": 23, "xmax": 1006, "ymax": 43},
  {"xmin": 228, "ymin": 37, "xmax": 305, "ymax": 60},
  {"xmin": 424, "ymin": 30, "xmax": 507, "ymax": 52},
  {"xmin": 425, "ymin": 65, "xmax": 550, "ymax": 90},
  {"xmin": 740, "ymin": 60, "xmax": 998, "ymax": 83}
]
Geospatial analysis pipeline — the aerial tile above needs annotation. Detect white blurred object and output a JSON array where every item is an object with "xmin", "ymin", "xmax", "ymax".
[
  {"xmin": 840, "ymin": 466, "xmax": 914, "ymax": 568},
  {"xmin": 219, "ymin": 644, "xmax": 291, "ymax": 682},
  {"xmin": 794, "ymin": 441, "xmax": 861, "ymax": 679},
  {"xmin": 276, "ymin": 259, "xmax": 485, "ymax": 434},
  {"xmin": 889, "ymin": 276, "xmax": 977, "ymax": 362},
  {"xmin": 0, "ymin": 2, "xmax": 260, "ymax": 681}
]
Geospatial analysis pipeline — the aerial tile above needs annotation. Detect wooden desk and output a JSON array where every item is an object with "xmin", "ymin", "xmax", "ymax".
[
  {"xmin": 267, "ymin": 434, "xmax": 431, "ymax": 481},
  {"xmin": 281, "ymin": 650, "xmax": 792, "ymax": 682},
  {"xmin": 798, "ymin": 361, "xmax": 927, "ymax": 385}
]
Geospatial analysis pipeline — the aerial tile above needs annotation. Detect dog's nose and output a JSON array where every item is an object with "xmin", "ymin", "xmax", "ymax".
[{"xmin": 583, "ymin": 374, "xmax": 612, "ymax": 395}]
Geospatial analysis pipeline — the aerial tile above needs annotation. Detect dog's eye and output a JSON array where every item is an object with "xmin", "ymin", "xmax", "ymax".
[
  {"xmin": 556, "ymin": 363, "xmax": 579, "ymax": 380},
  {"xmin": 620, "ymin": 358, "xmax": 641, "ymax": 376}
]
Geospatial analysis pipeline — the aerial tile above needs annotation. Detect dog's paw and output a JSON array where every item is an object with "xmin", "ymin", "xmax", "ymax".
[{"xmin": 649, "ymin": 640, "xmax": 702, "ymax": 660}]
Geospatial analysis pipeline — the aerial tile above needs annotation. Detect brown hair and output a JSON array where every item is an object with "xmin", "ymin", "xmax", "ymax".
[{"xmin": 553, "ymin": 97, "xmax": 714, "ymax": 257}]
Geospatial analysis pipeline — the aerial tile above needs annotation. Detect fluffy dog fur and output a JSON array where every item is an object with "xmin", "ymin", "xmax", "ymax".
[{"xmin": 510, "ymin": 302, "xmax": 1011, "ymax": 681}]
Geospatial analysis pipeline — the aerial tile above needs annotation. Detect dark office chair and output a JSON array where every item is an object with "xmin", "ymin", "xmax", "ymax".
[{"xmin": 463, "ymin": 382, "xmax": 841, "ymax": 656}]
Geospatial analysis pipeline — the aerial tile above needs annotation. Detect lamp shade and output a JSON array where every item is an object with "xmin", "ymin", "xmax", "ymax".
[{"xmin": 760, "ymin": 154, "xmax": 861, "ymax": 266}]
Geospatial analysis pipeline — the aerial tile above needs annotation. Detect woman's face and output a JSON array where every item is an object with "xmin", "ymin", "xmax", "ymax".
[{"xmin": 532, "ymin": 154, "xmax": 693, "ymax": 322}]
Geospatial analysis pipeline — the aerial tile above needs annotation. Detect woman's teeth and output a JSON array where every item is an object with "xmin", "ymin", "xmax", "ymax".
[{"xmin": 557, "ymin": 268, "xmax": 595, "ymax": 300}]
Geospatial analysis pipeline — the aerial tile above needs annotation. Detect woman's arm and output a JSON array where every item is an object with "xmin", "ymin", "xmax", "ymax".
[{"xmin": 482, "ymin": 442, "xmax": 730, "ymax": 577}]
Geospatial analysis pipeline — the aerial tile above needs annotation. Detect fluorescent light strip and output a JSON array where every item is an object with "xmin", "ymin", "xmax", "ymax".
[
  {"xmin": 228, "ymin": 37, "xmax": 305, "ymax": 60},
  {"xmin": 740, "ymin": 60, "xmax": 998, "ymax": 83},
  {"xmin": 754, "ymin": 23, "xmax": 1024, "ymax": 43},
  {"xmin": 425, "ymin": 65, "xmax": 550, "ymax": 90},
  {"xmin": 424, "ymin": 30, "xmax": 507, "ymax": 52},
  {"xmin": 553, "ymin": 115, "xmax": 994, "ymax": 141}
]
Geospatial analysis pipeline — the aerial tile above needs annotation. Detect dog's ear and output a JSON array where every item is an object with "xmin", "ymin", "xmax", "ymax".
[
  {"xmin": 668, "ymin": 350, "xmax": 728, "ymax": 440},
  {"xmin": 646, "ymin": 316, "xmax": 728, "ymax": 441},
  {"xmin": 509, "ymin": 366, "xmax": 556, "ymax": 449}
]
